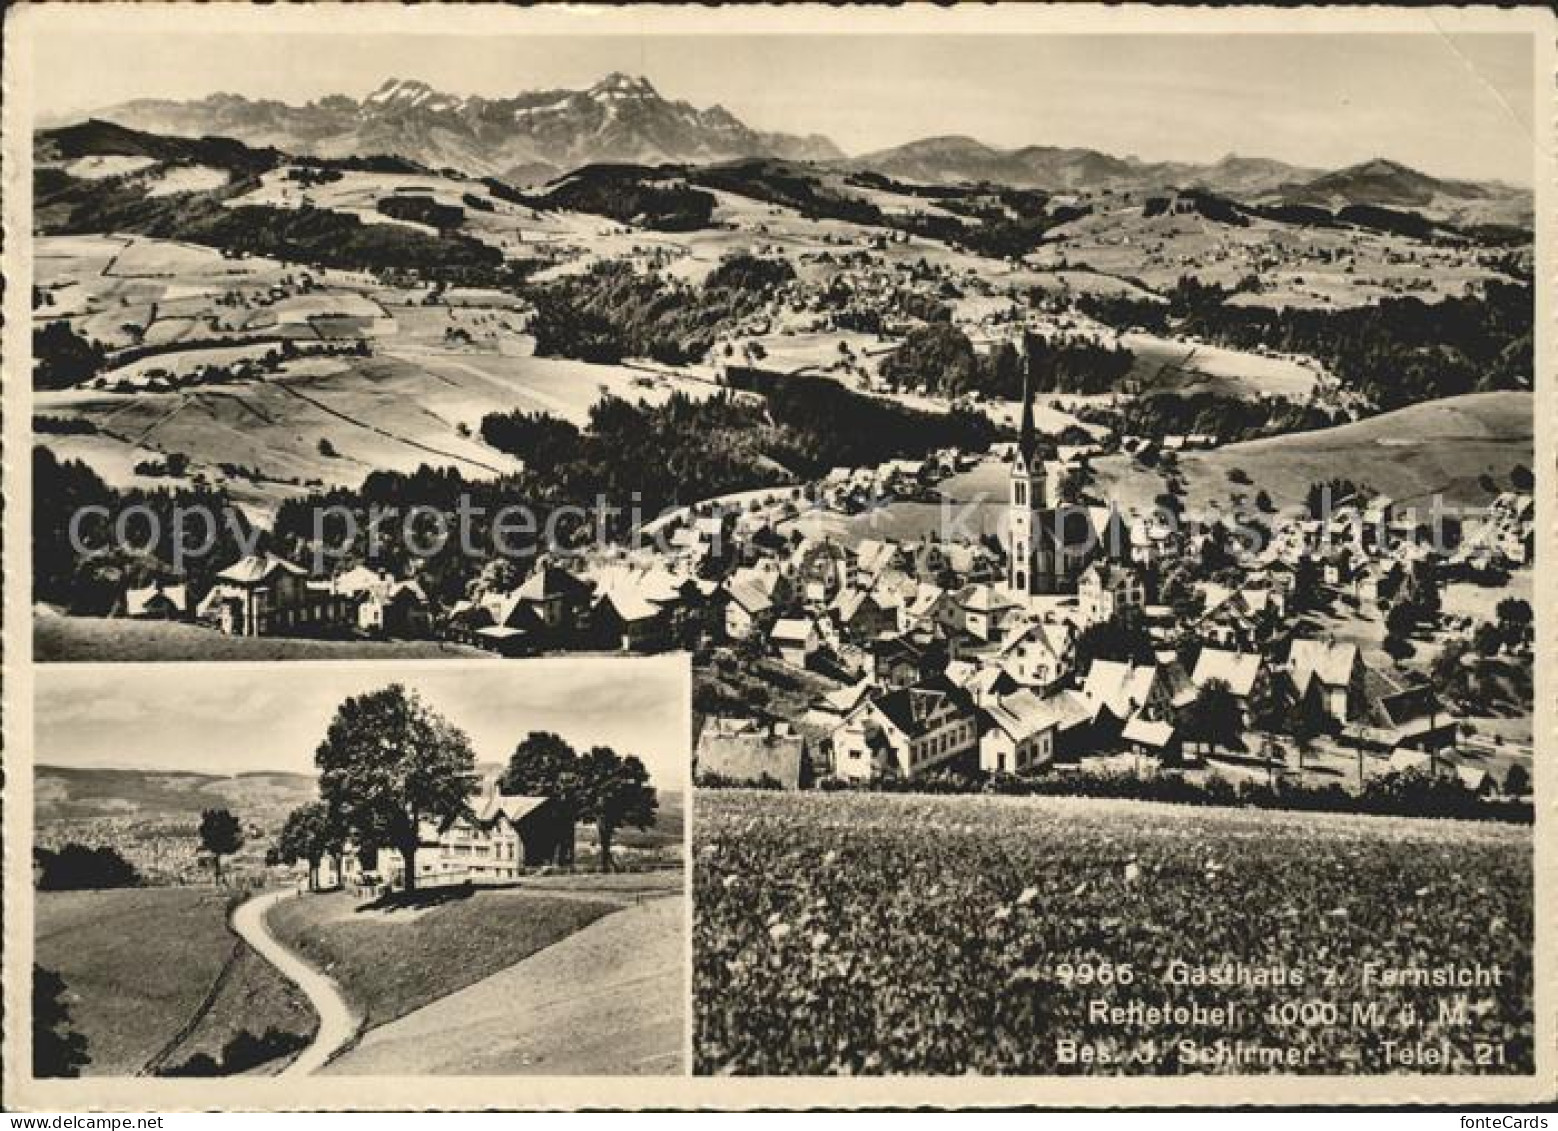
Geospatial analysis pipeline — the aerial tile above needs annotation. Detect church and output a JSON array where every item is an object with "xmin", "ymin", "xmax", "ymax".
[{"xmin": 1006, "ymin": 362, "xmax": 1097, "ymax": 602}]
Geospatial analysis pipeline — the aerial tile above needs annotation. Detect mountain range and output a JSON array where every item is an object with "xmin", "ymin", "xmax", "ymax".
[
  {"xmin": 90, "ymin": 72, "xmax": 842, "ymax": 185},
  {"xmin": 74, "ymin": 73, "xmax": 1531, "ymax": 225}
]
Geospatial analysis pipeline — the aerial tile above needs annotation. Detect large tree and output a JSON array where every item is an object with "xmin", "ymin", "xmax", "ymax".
[
  {"xmin": 315, "ymin": 684, "xmax": 478, "ymax": 892},
  {"xmin": 275, "ymin": 802, "xmax": 344, "ymax": 892},
  {"xmin": 199, "ymin": 809, "xmax": 243, "ymax": 887},
  {"xmin": 576, "ymin": 746, "xmax": 659, "ymax": 873},
  {"xmin": 1181, "ymin": 679, "xmax": 1242, "ymax": 759},
  {"xmin": 500, "ymin": 733, "xmax": 659, "ymax": 872},
  {"xmin": 500, "ymin": 731, "xmax": 586, "ymax": 865},
  {"xmin": 1072, "ymin": 610, "xmax": 1156, "ymax": 672}
]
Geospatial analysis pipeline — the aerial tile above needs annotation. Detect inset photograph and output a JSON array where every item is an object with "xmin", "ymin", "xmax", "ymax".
[{"xmin": 31, "ymin": 657, "xmax": 688, "ymax": 1078}]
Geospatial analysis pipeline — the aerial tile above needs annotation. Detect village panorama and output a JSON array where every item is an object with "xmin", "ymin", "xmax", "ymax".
[{"xmin": 28, "ymin": 32, "xmax": 1535, "ymax": 1080}]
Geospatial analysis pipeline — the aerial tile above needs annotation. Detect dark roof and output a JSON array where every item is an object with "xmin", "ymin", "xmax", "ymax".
[
  {"xmin": 516, "ymin": 564, "xmax": 592, "ymax": 602},
  {"xmin": 872, "ymin": 675, "xmax": 973, "ymax": 737}
]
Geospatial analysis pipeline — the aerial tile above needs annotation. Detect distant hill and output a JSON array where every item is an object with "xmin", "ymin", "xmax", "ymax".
[
  {"xmin": 846, "ymin": 135, "xmax": 1319, "ymax": 195},
  {"xmin": 37, "ymin": 763, "xmax": 686, "ymax": 849},
  {"xmin": 35, "ymin": 764, "xmax": 318, "ymax": 825},
  {"xmin": 87, "ymin": 72, "xmax": 843, "ymax": 184},
  {"xmin": 1266, "ymin": 158, "xmax": 1532, "ymax": 228},
  {"xmin": 844, "ymin": 139, "xmax": 1528, "ymax": 226},
  {"xmin": 35, "ymin": 118, "xmax": 284, "ymax": 172}
]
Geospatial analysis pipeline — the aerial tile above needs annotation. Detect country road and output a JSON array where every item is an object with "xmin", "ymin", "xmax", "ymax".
[{"xmin": 230, "ymin": 889, "xmax": 359, "ymax": 1075}]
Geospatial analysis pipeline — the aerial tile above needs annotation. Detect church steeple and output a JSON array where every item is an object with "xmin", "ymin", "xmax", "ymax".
[{"xmin": 1018, "ymin": 357, "xmax": 1037, "ymax": 465}]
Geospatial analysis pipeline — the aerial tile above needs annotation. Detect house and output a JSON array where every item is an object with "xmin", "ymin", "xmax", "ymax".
[
  {"xmin": 1355, "ymin": 670, "xmax": 1458, "ymax": 754},
  {"xmin": 433, "ymin": 783, "xmax": 575, "ymax": 880},
  {"xmin": 198, "ymin": 553, "xmax": 352, "ymax": 637},
  {"xmin": 723, "ymin": 575, "xmax": 776, "ymax": 640},
  {"xmin": 830, "ymin": 586, "xmax": 898, "ymax": 641},
  {"xmin": 830, "ymin": 676, "xmax": 978, "ymax": 782},
  {"xmin": 790, "ymin": 537, "xmax": 851, "ymax": 604},
  {"xmin": 804, "ymin": 678, "xmax": 875, "ymax": 731},
  {"xmin": 695, "ymin": 724, "xmax": 809, "ymax": 789},
  {"xmin": 1196, "ymin": 584, "xmax": 1285, "ymax": 649},
  {"xmin": 123, "ymin": 581, "xmax": 188, "ymax": 620},
  {"xmin": 593, "ymin": 585, "xmax": 667, "ymax": 651},
  {"xmin": 870, "ymin": 634, "xmax": 933, "ymax": 690},
  {"xmin": 1287, "ymin": 639, "xmax": 1368, "ymax": 723},
  {"xmin": 852, "ymin": 539, "xmax": 906, "ymax": 584},
  {"xmin": 338, "ymin": 570, "xmax": 431, "ymax": 638},
  {"xmin": 1190, "ymin": 647, "xmax": 1269, "ymax": 726},
  {"xmin": 1077, "ymin": 561, "xmax": 1147, "ymax": 626},
  {"xmin": 1037, "ymin": 689, "xmax": 1100, "ymax": 760},
  {"xmin": 1081, "ymin": 659, "xmax": 1190, "ymax": 725},
  {"xmin": 590, "ymin": 565, "xmax": 701, "ymax": 651},
  {"xmin": 1121, "ymin": 716, "xmax": 1182, "ymax": 762},
  {"xmin": 509, "ymin": 563, "xmax": 594, "ymax": 636},
  {"xmin": 899, "ymin": 582, "xmax": 954, "ymax": 634},
  {"xmin": 771, "ymin": 616, "xmax": 821, "ymax": 668},
  {"xmin": 979, "ymin": 689, "xmax": 1059, "ymax": 775},
  {"xmin": 952, "ymin": 583, "xmax": 1021, "ymax": 643},
  {"xmin": 996, "ymin": 619, "xmax": 1075, "ymax": 689}
]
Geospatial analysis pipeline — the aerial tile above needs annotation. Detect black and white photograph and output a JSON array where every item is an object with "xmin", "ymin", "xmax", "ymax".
[
  {"xmin": 30, "ymin": 658, "xmax": 688, "ymax": 1078},
  {"xmin": 4, "ymin": 0, "xmax": 1553, "ymax": 1113}
]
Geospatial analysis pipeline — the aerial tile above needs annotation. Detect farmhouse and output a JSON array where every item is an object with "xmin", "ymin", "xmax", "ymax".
[
  {"xmin": 197, "ymin": 553, "xmax": 352, "ymax": 637},
  {"xmin": 830, "ymin": 676, "xmax": 978, "ymax": 782}
]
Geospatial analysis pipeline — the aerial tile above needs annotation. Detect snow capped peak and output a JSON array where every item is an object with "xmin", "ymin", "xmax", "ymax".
[
  {"xmin": 364, "ymin": 78, "xmax": 461, "ymax": 112},
  {"xmin": 588, "ymin": 72, "xmax": 659, "ymax": 99}
]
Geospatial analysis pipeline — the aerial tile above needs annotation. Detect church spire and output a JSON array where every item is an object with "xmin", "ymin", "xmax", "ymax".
[{"xmin": 1018, "ymin": 346, "xmax": 1036, "ymax": 464}]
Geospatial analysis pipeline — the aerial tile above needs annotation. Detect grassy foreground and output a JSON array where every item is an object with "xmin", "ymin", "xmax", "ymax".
[
  {"xmin": 264, "ymin": 886, "xmax": 619, "ymax": 1031},
  {"xmin": 34, "ymin": 888, "xmax": 316, "ymax": 1076},
  {"xmin": 695, "ymin": 790, "xmax": 1533, "ymax": 1076}
]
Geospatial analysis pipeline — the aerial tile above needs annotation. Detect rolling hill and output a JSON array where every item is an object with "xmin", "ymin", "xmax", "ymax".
[{"xmin": 35, "ymin": 764, "xmax": 319, "ymax": 825}]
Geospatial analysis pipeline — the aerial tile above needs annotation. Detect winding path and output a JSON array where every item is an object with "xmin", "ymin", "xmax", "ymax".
[{"xmin": 230, "ymin": 889, "xmax": 359, "ymax": 1075}]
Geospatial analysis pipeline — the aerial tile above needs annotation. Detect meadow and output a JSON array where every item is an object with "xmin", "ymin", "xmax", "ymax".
[
  {"xmin": 264, "ymin": 886, "xmax": 622, "ymax": 1031},
  {"xmin": 34, "ymin": 887, "xmax": 316, "ymax": 1076},
  {"xmin": 694, "ymin": 790, "xmax": 1532, "ymax": 1075}
]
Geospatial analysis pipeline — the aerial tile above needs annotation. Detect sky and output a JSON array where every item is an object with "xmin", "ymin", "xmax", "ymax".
[
  {"xmin": 34, "ymin": 657, "xmax": 689, "ymax": 787},
  {"xmin": 29, "ymin": 30, "xmax": 1536, "ymax": 185}
]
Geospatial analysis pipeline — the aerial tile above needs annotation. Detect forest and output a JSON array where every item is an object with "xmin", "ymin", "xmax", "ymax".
[
  {"xmin": 880, "ymin": 324, "xmax": 1135, "ymax": 398},
  {"xmin": 525, "ymin": 255, "xmax": 796, "ymax": 365},
  {"xmin": 1078, "ymin": 278, "xmax": 1532, "ymax": 411}
]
